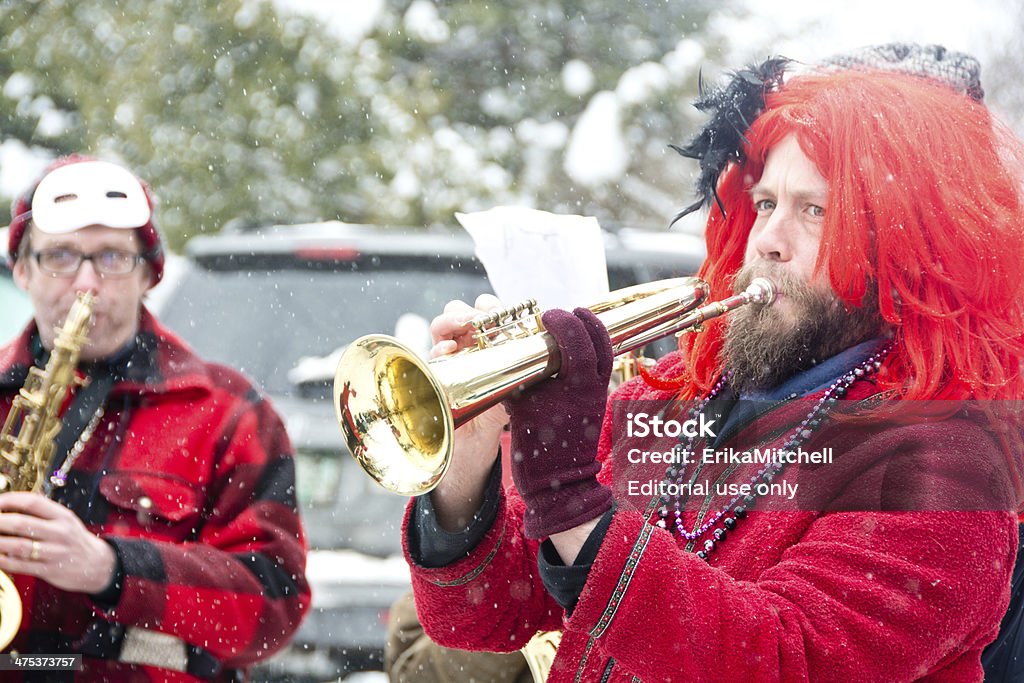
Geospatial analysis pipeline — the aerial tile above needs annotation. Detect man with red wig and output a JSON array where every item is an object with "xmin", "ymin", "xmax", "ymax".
[
  {"xmin": 404, "ymin": 45, "xmax": 1024, "ymax": 681},
  {"xmin": 0, "ymin": 157, "xmax": 310, "ymax": 680}
]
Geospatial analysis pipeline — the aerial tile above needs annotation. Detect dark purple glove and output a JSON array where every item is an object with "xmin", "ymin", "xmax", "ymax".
[{"xmin": 507, "ymin": 307, "xmax": 614, "ymax": 539}]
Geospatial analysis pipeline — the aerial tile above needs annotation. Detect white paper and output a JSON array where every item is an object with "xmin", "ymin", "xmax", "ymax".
[{"xmin": 456, "ymin": 206, "xmax": 609, "ymax": 311}]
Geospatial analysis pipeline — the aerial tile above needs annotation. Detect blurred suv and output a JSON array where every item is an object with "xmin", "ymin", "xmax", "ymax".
[
  {"xmin": 155, "ymin": 222, "xmax": 493, "ymax": 680},
  {"xmin": 153, "ymin": 220, "xmax": 704, "ymax": 681}
]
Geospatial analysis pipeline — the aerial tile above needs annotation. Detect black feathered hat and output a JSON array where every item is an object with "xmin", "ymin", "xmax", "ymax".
[{"xmin": 670, "ymin": 57, "xmax": 789, "ymax": 223}]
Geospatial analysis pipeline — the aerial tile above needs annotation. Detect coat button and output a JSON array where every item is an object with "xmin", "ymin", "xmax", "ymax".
[{"xmin": 137, "ymin": 496, "xmax": 153, "ymax": 525}]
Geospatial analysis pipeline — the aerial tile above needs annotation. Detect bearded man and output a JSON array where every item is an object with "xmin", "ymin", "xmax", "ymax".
[{"xmin": 401, "ymin": 47, "xmax": 1024, "ymax": 682}]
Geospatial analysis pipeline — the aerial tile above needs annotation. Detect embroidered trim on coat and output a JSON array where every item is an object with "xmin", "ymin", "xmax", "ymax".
[{"xmin": 429, "ymin": 519, "xmax": 507, "ymax": 588}]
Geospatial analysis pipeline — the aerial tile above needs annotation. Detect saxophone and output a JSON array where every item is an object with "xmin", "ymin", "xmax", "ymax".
[
  {"xmin": 522, "ymin": 630, "xmax": 561, "ymax": 682},
  {"xmin": 0, "ymin": 290, "xmax": 94, "ymax": 650}
]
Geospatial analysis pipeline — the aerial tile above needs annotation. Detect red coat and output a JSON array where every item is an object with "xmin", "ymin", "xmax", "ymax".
[
  {"xmin": 0, "ymin": 310, "xmax": 311, "ymax": 681},
  {"xmin": 405, "ymin": 353, "xmax": 1017, "ymax": 682}
]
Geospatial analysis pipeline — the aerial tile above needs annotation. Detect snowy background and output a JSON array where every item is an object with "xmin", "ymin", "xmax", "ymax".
[
  {"xmin": 266, "ymin": 0, "xmax": 1018, "ymax": 208},
  {"xmin": 1, "ymin": 0, "xmax": 1020, "ymax": 246}
]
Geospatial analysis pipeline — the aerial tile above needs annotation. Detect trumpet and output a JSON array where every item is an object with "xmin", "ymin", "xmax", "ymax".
[{"xmin": 333, "ymin": 276, "xmax": 775, "ymax": 496}]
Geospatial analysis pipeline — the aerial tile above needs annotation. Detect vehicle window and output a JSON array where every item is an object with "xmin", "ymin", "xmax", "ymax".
[
  {"xmin": 606, "ymin": 257, "xmax": 705, "ymax": 360},
  {"xmin": 0, "ymin": 272, "xmax": 32, "ymax": 345},
  {"xmin": 159, "ymin": 263, "xmax": 492, "ymax": 397}
]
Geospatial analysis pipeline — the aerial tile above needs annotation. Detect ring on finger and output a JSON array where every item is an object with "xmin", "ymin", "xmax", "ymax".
[{"xmin": 29, "ymin": 540, "xmax": 40, "ymax": 562}]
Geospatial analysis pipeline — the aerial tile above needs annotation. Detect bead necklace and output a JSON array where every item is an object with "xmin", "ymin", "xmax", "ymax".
[
  {"xmin": 655, "ymin": 345, "xmax": 891, "ymax": 562},
  {"xmin": 47, "ymin": 404, "xmax": 105, "ymax": 492}
]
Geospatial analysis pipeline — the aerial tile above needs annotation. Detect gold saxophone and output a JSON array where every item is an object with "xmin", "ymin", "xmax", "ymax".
[
  {"xmin": 522, "ymin": 629, "xmax": 561, "ymax": 682},
  {"xmin": 0, "ymin": 291, "xmax": 94, "ymax": 650}
]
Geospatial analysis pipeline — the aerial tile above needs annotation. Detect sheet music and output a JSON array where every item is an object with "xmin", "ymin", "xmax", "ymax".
[{"xmin": 456, "ymin": 206, "xmax": 609, "ymax": 310}]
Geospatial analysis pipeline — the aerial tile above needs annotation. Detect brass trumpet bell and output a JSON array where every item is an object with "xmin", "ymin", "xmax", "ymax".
[{"xmin": 334, "ymin": 335, "xmax": 454, "ymax": 496}]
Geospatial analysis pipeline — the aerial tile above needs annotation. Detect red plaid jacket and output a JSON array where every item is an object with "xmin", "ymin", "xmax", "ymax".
[{"xmin": 0, "ymin": 309, "xmax": 310, "ymax": 681}]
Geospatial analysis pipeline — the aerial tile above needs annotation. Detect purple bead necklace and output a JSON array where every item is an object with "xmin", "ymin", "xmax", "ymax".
[{"xmin": 655, "ymin": 345, "xmax": 891, "ymax": 561}]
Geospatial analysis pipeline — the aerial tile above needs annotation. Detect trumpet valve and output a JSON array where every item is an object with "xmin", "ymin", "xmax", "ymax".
[{"xmin": 471, "ymin": 298, "xmax": 542, "ymax": 348}]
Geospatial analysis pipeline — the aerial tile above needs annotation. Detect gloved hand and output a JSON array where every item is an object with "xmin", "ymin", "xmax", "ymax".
[{"xmin": 507, "ymin": 307, "xmax": 614, "ymax": 539}]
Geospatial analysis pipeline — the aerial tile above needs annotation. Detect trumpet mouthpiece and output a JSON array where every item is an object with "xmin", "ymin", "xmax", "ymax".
[{"xmin": 747, "ymin": 277, "xmax": 776, "ymax": 305}]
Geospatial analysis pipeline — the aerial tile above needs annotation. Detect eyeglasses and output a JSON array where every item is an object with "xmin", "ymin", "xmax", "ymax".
[{"xmin": 31, "ymin": 248, "xmax": 144, "ymax": 278}]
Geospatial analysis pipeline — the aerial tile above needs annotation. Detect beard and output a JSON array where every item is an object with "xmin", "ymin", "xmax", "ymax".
[{"xmin": 722, "ymin": 265, "xmax": 883, "ymax": 394}]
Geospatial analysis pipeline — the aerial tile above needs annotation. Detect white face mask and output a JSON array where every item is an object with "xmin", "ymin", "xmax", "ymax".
[{"xmin": 30, "ymin": 161, "xmax": 151, "ymax": 235}]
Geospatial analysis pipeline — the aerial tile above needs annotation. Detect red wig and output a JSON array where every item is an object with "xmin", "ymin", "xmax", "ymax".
[{"xmin": 669, "ymin": 69, "xmax": 1024, "ymax": 405}]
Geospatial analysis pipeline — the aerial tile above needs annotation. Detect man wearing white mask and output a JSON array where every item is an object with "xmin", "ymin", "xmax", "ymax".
[{"xmin": 0, "ymin": 156, "xmax": 310, "ymax": 681}]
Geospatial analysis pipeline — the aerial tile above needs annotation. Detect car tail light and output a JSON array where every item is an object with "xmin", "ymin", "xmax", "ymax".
[{"xmin": 295, "ymin": 247, "xmax": 361, "ymax": 261}]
